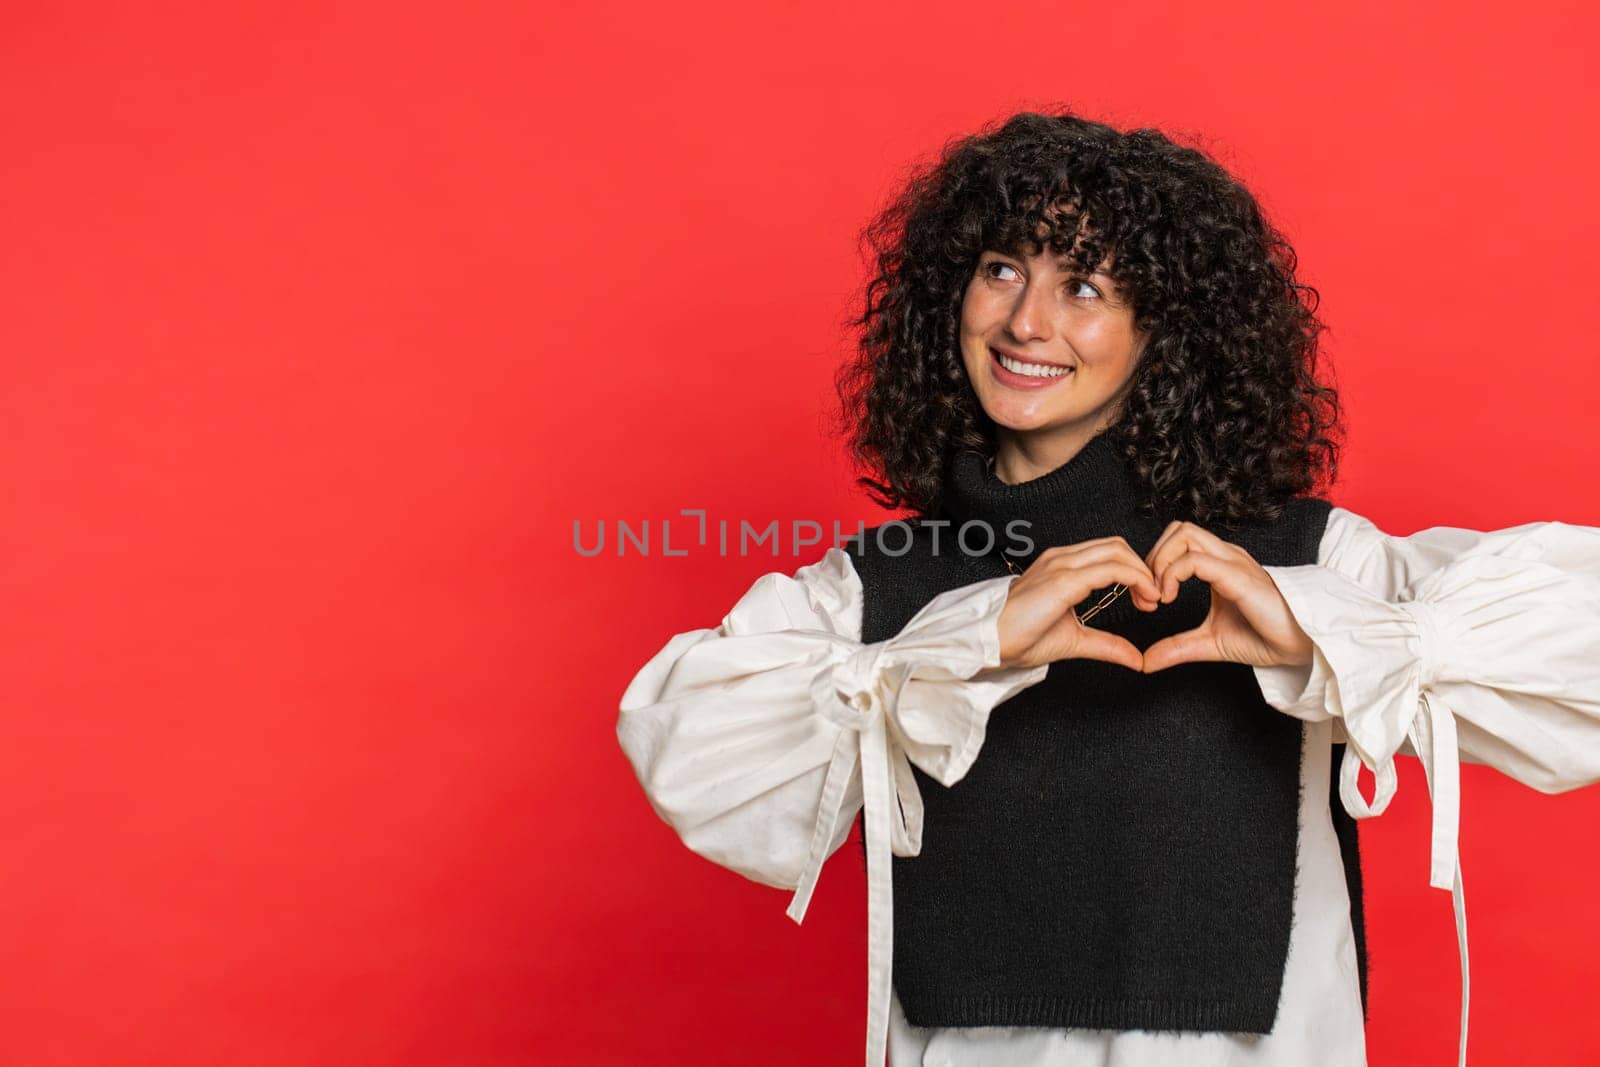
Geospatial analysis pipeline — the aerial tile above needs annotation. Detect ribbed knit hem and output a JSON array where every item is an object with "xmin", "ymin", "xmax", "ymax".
[{"xmin": 898, "ymin": 990, "xmax": 1281, "ymax": 1035}]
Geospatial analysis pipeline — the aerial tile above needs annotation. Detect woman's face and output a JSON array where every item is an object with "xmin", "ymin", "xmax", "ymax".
[{"xmin": 959, "ymin": 243, "xmax": 1147, "ymax": 444}]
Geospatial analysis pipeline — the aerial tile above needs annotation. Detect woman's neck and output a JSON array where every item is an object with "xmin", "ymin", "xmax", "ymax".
[{"xmin": 992, "ymin": 416, "xmax": 1117, "ymax": 486}]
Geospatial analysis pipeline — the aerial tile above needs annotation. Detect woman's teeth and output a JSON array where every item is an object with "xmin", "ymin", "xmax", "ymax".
[{"xmin": 996, "ymin": 352, "xmax": 1072, "ymax": 378}]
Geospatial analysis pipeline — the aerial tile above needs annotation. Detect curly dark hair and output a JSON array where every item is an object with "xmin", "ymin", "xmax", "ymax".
[{"xmin": 832, "ymin": 107, "xmax": 1344, "ymax": 528}]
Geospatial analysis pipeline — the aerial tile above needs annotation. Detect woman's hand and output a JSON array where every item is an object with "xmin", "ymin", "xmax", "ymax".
[
  {"xmin": 998, "ymin": 536, "xmax": 1163, "ymax": 671},
  {"xmin": 1138, "ymin": 520, "xmax": 1314, "ymax": 673}
]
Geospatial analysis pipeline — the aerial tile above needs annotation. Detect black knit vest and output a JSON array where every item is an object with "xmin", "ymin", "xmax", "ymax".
[{"xmin": 845, "ymin": 429, "xmax": 1368, "ymax": 1033}]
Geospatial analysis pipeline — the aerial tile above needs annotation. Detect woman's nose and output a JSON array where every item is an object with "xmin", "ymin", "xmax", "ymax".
[{"xmin": 1007, "ymin": 280, "xmax": 1053, "ymax": 342}]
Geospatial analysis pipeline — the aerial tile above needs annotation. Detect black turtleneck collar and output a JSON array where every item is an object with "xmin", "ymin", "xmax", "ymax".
[{"xmin": 939, "ymin": 427, "xmax": 1155, "ymax": 561}]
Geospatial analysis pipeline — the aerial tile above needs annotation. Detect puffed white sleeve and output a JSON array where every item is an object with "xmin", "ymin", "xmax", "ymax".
[
  {"xmin": 1252, "ymin": 506, "xmax": 1600, "ymax": 824},
  {"xmin": 1250, "ymin": 504, "xmax": 1600, "ymax": 1067},
  {"xmin": 616, "ymin": 547, "xmax": 1045, "ymax": 902}
]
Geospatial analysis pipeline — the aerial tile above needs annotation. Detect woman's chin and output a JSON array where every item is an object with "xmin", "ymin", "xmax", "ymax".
[{"xmin": 981, "ymin": 399, "xmax": 1070, "ymax": 433}]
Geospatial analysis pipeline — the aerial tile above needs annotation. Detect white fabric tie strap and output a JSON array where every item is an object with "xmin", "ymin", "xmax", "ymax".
[
  {"xmin": 1338, "ymin": 594, "xmax": 1470, "ymax": 1067},
  {"xmin": 1411, "ymin": 690, "xmax": 1469, "ymax": 1067},
  {"xmin": 761, "ymin": 574, "xmax": 1045, "ymax": 1065},
  {"xmin": 789, "ymin": 641, "xmax": 922, "ymax": 1067}
]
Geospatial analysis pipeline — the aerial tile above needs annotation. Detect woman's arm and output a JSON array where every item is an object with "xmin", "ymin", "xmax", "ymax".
[
  {"xmin": 1253, "ymin": 506, "xmax": 1600, "ymax": 811},
  {"xmin": 616, "ymin": 547, "xmax": 1045, "ymax": 900},
  {"xmin": 1250, "ymin": 504, "xmax": 1600, "ymax": 1067},
  {"xmin": 616, "ymin": 547, "xmax": 1047, "ymax": 1067}
]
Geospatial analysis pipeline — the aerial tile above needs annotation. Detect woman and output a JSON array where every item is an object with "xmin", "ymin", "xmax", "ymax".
[{"xmin": 615, "ymin": 110, "xmax": 1600, "ymax": 1067}]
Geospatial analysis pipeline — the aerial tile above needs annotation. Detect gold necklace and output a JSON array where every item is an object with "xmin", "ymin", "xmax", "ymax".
[
  {"xmin": 981, "ymin": 452, "xmax": 1127, "ymax": 623},
  {"xmin": 998, "ymin": 553, "xmax": 1128, "ymax": 624}
]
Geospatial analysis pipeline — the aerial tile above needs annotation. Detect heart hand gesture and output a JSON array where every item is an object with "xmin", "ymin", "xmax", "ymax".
[
  {"xmin": 995, "ymin": 525, "xmax": 1314, "ymax": 673},
  {"xmin": 996, "ymin": 537, "xmax": 1164, "ymax": 671},
  {"xmin": 1138, "ymin": 520, "xmax": 1313, "ymax": 673}
]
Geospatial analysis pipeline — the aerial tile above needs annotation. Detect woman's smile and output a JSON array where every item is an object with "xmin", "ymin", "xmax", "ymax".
[{"xmin": 990, "ymin": 345, "xmax": 1076, "ymax": 389}]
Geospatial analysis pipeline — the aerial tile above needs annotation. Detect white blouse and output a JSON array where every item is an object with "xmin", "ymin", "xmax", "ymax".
[{"xmin": 616, "ymin": 506, "xmax": 1600, "ymax": 1067}]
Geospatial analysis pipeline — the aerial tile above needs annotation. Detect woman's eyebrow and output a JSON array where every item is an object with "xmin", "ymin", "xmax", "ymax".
[
  {"xmin": 989, "ymin": 250, "xmax": 1113, "ymax": 278},
  {"xmin": 1046, "ymin": 255, "xmax": 1112, "ymax": 277}
]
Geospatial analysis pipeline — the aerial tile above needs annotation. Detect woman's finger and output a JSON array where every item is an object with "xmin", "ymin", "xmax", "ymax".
[
  {"xmin": 1146, "ymin": 525, "xmax": 1194, "ymax": 602},
  {"xmin": 1050, "ymin": 558, "xmax": 1161, "ymax": 606},
  {"xmin": 1159, "ymin": 546, "xmax": 1249, "ymax": 604},
  {"xmin": 1143, "ymin": 519, "xmax": 1185, "ymax": 576},
  {"xmin": 1065, "ymin": 625, "xmax": 1145, "ymax": 672},
  {"xmin": 1037, "ymin": 541, "xmax": 1159, "ymax": 596},
  {"xmin": 1036, "ymin": 537, "xmax": 1154, "ymax": 582},
  {"xmin": 1140, "ymin": 623, "xmax": 1217, "ymax": 673},
  {"xmin": 1146, "ymin": 522, "xmax": 1242, "ymax": 602}
]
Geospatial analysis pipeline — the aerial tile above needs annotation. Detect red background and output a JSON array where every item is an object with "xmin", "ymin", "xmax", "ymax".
[{"xmin": 3, "ymin": 2, "xmax": 1598, "ymax": 1064}]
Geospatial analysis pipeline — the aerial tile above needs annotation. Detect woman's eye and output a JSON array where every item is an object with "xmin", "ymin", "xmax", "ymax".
[
  {"xmin": 1068, "ymin": 279, "xmax": 1102, "ymax": 299},
  {"xmin": 984, "ymin": 261, "xmax": 1021, "ymax": 282}
]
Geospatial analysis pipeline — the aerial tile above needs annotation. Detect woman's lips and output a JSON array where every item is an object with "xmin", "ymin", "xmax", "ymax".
[{"xmin": 990, "ymin": 347, "xmax": 1074, "ymax": 389}]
